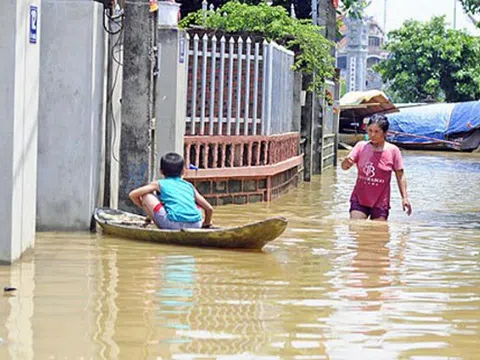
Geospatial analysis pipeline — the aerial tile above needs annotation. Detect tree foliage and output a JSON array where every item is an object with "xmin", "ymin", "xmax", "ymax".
[
  {"xmin": 180, "ymin": 1, "xmax": 335, "ymax": 92},
  {"xmin": 340, "ymin": 0, "xmax": 371, "ymax": 18},
  {"xmin": 376, "ymin": 16, "xmax": 480, "ymax": 103},
  {"xmin": 460, "ymin": 0, "xmax": 480, "ymax": 14},
  {"xmin": 178, "ymin": 0, "xmax": 312, "ymax": 20}
]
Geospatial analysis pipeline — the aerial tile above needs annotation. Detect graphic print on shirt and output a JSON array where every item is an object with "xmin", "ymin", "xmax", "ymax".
[
  {"xmin": 358, "ymin": 160, "xmax": 385, "ymax": 187},
  {"xmin": 363, "ymin": 162, "xmax": 376, "ymax": 178}
]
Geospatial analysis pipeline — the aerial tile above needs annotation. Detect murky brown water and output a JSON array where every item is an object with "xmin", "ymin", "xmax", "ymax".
[{"xmin": 1, "ymin": 151, "xmax": 479, "ymax": 359}]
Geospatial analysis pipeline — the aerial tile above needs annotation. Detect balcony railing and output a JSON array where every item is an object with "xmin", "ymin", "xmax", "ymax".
[{"xmin": 184, "ymin": 132, "xmax": 300, "ymax": 170}]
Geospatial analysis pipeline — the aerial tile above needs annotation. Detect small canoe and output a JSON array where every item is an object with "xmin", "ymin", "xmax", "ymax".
[{"xmin": 94, "ymin": 208, "xmax": 288, "ymax": 250}]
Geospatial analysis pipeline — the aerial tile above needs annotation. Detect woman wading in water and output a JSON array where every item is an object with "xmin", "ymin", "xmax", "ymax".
[{"xmin": 342, "ymin": 114, "xmax": 412, "ymax": 221}]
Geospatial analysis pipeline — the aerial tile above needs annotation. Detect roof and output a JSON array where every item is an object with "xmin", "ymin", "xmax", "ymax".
[{"xmin": 339, "ymin": 90, "xmax": 398, "ymax": 119}]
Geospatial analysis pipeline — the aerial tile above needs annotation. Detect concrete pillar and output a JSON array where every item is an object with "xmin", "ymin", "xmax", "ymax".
[
  {"xmin": 0, "ymin": 0, "xmax": 41, "ymax": 263},
  {"xmin": 118, "ymin": 4, "xmax": 156, "ymax": 213},
  {"xmin": 36, "ymin": 1, "xmax": 105, "ymax": 230},
  {"xmin": 155, "ymin": 28, "xmax": 187, "ymax": 166},
  {"xmin": 346, "ymin": 16, "xmax": 368, "ymax": 92},
  {"xmin": 292, "ymin": 71, "xmax": 303, "ymax": 132},
  {"xmin": 312, "ymin": 92, "xmax": 323, "ymax": 175},
  {"xmin": 301, "ymin": 74, "xmax": 314, "ymax": 182},
  {"xmin": 317, "ymin": 0, "xmax": 337, "ymax": 44}
]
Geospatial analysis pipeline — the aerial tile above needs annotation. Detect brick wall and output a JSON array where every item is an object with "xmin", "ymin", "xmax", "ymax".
[{"xmin": 189, "ymin": 165, "xmax": 303, "ymax": 206}]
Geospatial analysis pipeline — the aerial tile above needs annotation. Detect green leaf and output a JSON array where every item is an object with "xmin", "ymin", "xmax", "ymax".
[
  {"xmin": 180, "ymin": 1, "xmax": 335, "ymax": 93},
  {"xmin": 377, "ymin": 16, "xmax": 480, "ymax": 102}
]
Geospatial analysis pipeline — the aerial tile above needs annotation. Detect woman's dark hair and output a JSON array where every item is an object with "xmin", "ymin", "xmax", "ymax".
[
  {"xmin": 367, "ymin": 114, "xmax": 389, "ymax": 133},
  {"xmin": 160, "ymin": 152, "xmax": 185, "ymax": 177}
]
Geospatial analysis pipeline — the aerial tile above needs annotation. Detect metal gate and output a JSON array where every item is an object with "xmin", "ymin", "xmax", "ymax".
[{"xmin": 319, "ymin": 80, "xmax": 339, "ymax": 173}]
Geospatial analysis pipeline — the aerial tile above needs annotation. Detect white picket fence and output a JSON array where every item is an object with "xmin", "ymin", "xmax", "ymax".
[{"xmin": 185, "ymin": 32, "xmax": 295, "ymax": 136}]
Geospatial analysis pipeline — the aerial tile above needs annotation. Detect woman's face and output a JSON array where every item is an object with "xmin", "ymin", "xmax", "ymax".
[{"xmin": 367, "ymin": 123, "xmax": 386, "ymax": 145}]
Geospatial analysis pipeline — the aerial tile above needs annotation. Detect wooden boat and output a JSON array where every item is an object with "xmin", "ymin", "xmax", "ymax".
[
  {"xmin": 339, "ymin": 133, "xmax": 365, "ymax": 147},
  {"xmin": 94, "ymin": 208, "xmax": 288, "ymax": 250}
]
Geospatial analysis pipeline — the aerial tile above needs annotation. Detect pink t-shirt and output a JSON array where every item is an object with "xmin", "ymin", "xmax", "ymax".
[{"xmin": 349, "ymin": 141, "xmax": 404, "ymax": 209}]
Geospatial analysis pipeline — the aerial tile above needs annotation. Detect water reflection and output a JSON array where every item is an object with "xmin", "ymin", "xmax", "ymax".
[
  {"xmin": 324, "ymin": 222, "xmax": 402, "ymax": 359},
  {"xmin": 0, "ymin": 254, "xmax": 35, "ymax": 360},
  {"xmin": 157, "ymin": 255, "xmax": 196, "ymax": 345},
  {"xmin": 94, "ymin": 245, "xmax": 120, "ymax": 360},
  {"xmin": 154, "ymin": 251, "xmax": 285, "ymax": 358},
  {"xmin": 0, "ymin": 151, "xmax": 478, "ymax": 359}
]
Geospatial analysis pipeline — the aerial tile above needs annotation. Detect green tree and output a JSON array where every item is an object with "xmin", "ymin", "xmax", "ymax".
[
  {"xmin": 460, "ymin": 0, "xmax": 480, "ymax": 14},
  {"xmin": 178, "ymin": 0, "xmax": 312, "ymax": 20},
  {"xmin": 375, "ymin": 16, "xmax": 480, "ymax": 103},
  {"xmin": 460, "ymin": 0, "xmax": 480, "ymax": 26},
  {"xmin": 178, "ymin": 0, "xmax": 260, "ymax": 18},
  {"xmin": 180, "ymin": 1, "xmax": 335, "ymax": 92},
  {"xmin": 340, "ymin": 0, "xmax": 371, "ymax": 17},
  {"xmin": 341, "ymin": 0, "xmax": 479, "ymax": 24}
]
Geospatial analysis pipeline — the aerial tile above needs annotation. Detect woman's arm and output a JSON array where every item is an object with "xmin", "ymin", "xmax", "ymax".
[
  {"xmin": 193, "ymin": 188, "xmax": 213, "ymax": 227},
  {"xmin": 341, "ymin": 142, "xmax": 363, "ymax": 170},
  {"xmin": 394, "ymin": 169, "xmax": 412, "ymax": 216},
  {"xmin": 341, "ymin": 156, "xmax": 355, "ymax": 170},
  {"xmin": 129, "ymin": 181, "xmax": 160, "ymax": 209}
]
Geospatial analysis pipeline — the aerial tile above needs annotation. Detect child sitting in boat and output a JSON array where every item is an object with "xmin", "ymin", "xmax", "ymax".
[{"xmin": 129, "ymin": 152, "xmax": 213, "ymax": 229}]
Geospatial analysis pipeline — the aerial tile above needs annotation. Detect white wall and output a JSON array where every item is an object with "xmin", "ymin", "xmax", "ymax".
[
  {"xmin": 0, "ymin": 0, "xmax": 41, "ymax": 263},
  {"xmin": 37, "ymin": 0, "xmax": 106, "ymax": 230}
]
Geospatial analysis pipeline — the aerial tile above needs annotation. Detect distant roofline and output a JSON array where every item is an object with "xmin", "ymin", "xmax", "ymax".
[{"xmin": 336, "ymin": 14, "xmax": 386, "ymax": 36}]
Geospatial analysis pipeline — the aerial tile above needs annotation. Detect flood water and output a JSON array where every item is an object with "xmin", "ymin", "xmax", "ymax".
[{"xmin": 1, "ymin": 151, "xmax": 479, "ymax": 359}]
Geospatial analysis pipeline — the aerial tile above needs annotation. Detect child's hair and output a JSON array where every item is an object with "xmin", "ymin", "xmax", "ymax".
[
  {"xmin": 367, "ymin": 114, "xmax": 389, "ymax": 133},
  {"xmin": 160, "ymin": 152, "xmax": 185, "ymax": 177}
]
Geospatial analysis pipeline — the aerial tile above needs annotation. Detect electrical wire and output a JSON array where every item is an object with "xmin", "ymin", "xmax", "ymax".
[
  {"xmin": 124, "ymin": 0, "xmax": 150, "ymax": 5},
  {"xmin": 103, "ymin": 5, "xmax": 124, "ymax": 35},
  {"xmin": 107, "ymin": 27, "xmax": 124, "ymax": 163},
  {"xmin": 112, "ymin": 44, "xmax": 123, "ymax": 66}
]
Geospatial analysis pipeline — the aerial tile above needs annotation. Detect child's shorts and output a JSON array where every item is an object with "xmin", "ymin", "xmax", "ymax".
[
  {"xmin": 153, "ymin": 204, "xmax": 202, "ymax": 230},
  {"xmin": 350, "ymin": 200, "xmax": 389, "ymax": 220}
]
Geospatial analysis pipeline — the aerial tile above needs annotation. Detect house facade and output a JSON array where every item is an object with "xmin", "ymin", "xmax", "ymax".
[{"xmin": 336, "ymin": 16, "xmax": 389, "ymax": 92}]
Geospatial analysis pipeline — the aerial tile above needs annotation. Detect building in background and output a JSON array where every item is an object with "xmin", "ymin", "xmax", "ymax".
[{"xmin": 336, "ymin": 15, "xmax": 389, "ymax": 92}]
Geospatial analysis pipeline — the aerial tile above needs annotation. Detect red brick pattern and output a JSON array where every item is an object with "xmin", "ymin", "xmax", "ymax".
[{"xmin": 185, "ymin": 34, "xmax": 265, "ymax": 135}]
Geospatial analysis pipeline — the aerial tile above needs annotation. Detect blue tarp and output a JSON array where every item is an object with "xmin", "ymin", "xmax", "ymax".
[
  {"xmin": 387, "ymin": 103, "xmax": 456, "ymax": 143},
  {"xmin": 387, "ymin": 101, "xmax": 480, "ymax": 144},
  {"xmin": 446, "ymin": 101, "xmax": 480, "ymax": 135}
]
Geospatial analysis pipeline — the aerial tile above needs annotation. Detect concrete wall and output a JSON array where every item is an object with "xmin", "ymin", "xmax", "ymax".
[
  {"xmin": 156, "ymin": 28, "xmax": 187, "ymax": 166},
  {"xmin": 0, "ymin": 0, "xmax": 41, "ymax": 263},
  {"xmin": 37, "ymin": 0, "xmax": 106, "ymax": 230}
]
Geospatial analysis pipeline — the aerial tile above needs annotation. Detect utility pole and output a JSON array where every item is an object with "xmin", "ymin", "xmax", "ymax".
[
  {"xmin": 384, "ymin": 0, "xmax": 387, "ymax": 33},
  {"xmin": 312, "ymin": 0, "xmax": 318, "ymax": 25},
  {"xmin": 119, "ymin": 2, "xmax": 157, "ymax": 213},
  {"xmin": 454, "ymin": 0, "xmax": 457, "ymax": 29}
]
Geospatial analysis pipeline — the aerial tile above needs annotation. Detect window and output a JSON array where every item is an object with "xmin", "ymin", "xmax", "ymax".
[
  {"xmin": 368, "ymin": 36, "xmax": 381, "ymax": 47},
  {"xmin": 337, "ymin": 56, "xmax": 347, "ymax": 70},
  {"xmin": 367, "ymin": 57, "xmax": 380, "ymax": 69}
]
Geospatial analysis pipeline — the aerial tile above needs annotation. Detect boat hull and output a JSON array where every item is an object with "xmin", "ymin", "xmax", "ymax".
[
  {"xmin": 339, "ymin": 133, "xmax": 365, "ymax": 146},
  {"xmin": 94, "ymin": 208, "xmax": 287, "ymax": 250},
  {"xmin": 389, "ymin": 141, "xmax": 452, "ymax": 151}
]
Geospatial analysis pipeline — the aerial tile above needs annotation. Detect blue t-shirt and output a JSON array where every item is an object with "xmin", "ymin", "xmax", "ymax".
[{"xmin": 158, "ymin": 177, "xmax": 202, "ymax": 223}]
